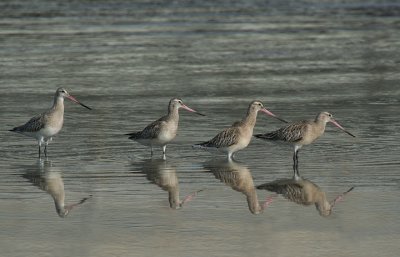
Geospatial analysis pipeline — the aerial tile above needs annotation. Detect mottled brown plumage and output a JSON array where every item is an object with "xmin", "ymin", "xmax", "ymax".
[
  {"xmin": 127, "ymin": 117, "xmax": 167, "ymax": 140},
  {"xmin": 126, "ymin": 98, "xmax": 204, "ymax": 157},
  {"xmin": 10, "ymin": 88, "xmax": 92, "ymax": 158},
  {"xmin": 193, "ymin": 100, "xmax": 286, "ymax": 160},
  {"xmin": 255, "ymin": 112, "xmax": 355, "ymax": 172},
  {"xmin": 139, "ymin": 159, "xmax": 202, "ymax": 209},
  {"xmin": 14, "ymin": 115, "xmax": 47, "ymax": 133},
  {"xmin": 200, "ymin": 126, "xmax": 241, "ymax": 149},
  {"xmin": 260, "ymin": 120, "xmax": 310, "ymax": 143},
  {"xmin": 257, "ymin": 176, "xmax": 354, "ymax": 217},
  {"xmin": 203, "ymin": 159, "xmax": 269, "ymax": 214}
]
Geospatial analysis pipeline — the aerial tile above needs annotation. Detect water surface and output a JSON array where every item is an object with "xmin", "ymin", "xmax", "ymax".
[{"xmin": 1, "ymin": 1, "xmax": 400, "ymax": 257}]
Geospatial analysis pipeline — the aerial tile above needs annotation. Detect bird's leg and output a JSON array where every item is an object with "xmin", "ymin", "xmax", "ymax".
[
  {"xmin": 292, "ymin": 151, "xmax": 300, "ymax": 177},
  {"xmin": 293, "ymin": 152, "xmax": 299, "ymax": 180},
  {"xmin": 44, "ymin": 138, "xmax": 51, "ymax": 158},
  {"xmin": 162, "ymin": 145, "xmax": 166, "ymax": 160},
  {"xmin": 150, "ymin": 146, "xmax": 154, "ymax": 157},
  {"xmin": 293, "ymin": 145, "xmax": 301, "ymax": 177},
  {"xmin": 44, "ymin": 142, "xmax": 48, "ymax": 158},
  {"xmin": 292, "ymin": 151, "xmax": 297, "ymax": 174},
  {"xmin": 38, "ymin": 139, "xmax": 44, "ymax": 159}
]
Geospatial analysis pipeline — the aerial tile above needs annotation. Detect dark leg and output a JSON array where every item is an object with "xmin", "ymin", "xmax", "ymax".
[
  {"xmin": 295, "ymin": 149, "xmax": 300, "ymax": 177},
  {"xmin": 38, "ymin": 145, "xmax": 41, "ymax": 159},
  {"xmin": 44, "ymin": 144, "xmax": 48, "ymax": 157},
  {"xmin": 293, "ymin": 149, "xmax": 300, "ymax": 178}
]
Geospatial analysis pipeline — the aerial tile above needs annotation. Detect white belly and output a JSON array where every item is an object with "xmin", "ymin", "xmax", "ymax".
[
  {"xmin": 39, "ymin": 126, "xmax": 61, "ymax": 139},
  {"xmin": 157, "ymin": 129, "xmax": 176, "ymax": 145},
  {"xmin": 135, "ymin": 131, "xmax": 175, "ymax": 147}
]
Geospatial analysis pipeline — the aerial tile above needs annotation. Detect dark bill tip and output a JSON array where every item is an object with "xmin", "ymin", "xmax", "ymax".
[
  {"xmin": 274, "ymin": 116, "xmax": 288, "ymax": 123},
  {"xmin": 343, "ymin": 130, "xmax": 356, "ymax": 138},
  {"xmin": 79, "ymin": 102, "xmax": 92, "ymax": 110}
]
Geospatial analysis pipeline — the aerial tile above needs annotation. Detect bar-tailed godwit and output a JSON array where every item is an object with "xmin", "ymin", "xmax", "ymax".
[
  {"xmin": 193, "ymin": 100, "xmax": 287, "ymax": 160},
  {"xmin": 23, "ymin": 161, "xmax": 91, "ymax": 218},
  {"xmin": 140, "ymin": 159, "xmax": 203, "ymax": 209},
  {"xmin": 126, "ymin": 98, "xmax": 204, "ymax": 157},
  {"xmin": 10, "ymin": 88, "xmax": 92, "ymax": 158},
  {"xmin": 254, "ymin": 112, "xmax": 355, "ymax": 171},
  {"xmin": 203, "ymin": 159, "xmax": 274, "ymax": 214},
  {"xmin": 257, "ymin": 176, "xmax": 354, "ymax": 217}
]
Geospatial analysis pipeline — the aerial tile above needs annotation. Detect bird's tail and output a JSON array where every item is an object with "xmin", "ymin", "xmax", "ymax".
[
  {"xmin": 254, "ymin": 131, "xmax": 279, "ymax": 141},
  {"xmin": 9, "ymin": 127, "xmax": 18, "ymax": 132},
  {"xmin": 192, "ymin": 141, "xmax": 211, "ymax": 149},
  {"xmin": 256, "ymin": 183, "xmax": 277, "ymax": 191},
  {"xmin": 125, "ymin": 132, "xmax": 141, "ymax": 140}
]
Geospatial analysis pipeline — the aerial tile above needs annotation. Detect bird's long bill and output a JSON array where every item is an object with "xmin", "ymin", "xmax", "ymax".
[
  {"xmin": 331, "ymin": 120, "xmax": 355, "ymax": 137},
  {"xmin": 181, "ymin": 104, "xmax": 205, "ymax": 116},
  {"xmin": 180, "ymin": 189, "xmax": 204, "ymax": 207},
  {"xmin": 65, "ymin": 195, "xmax": 92, "ymax": 212},
  {"xmin": 262, "ymin": 194, "xmax": 277, "ymax": 209},
  {"xmin": 260, "ymin": 108, "xmax": 288, "ymax": 123},
  {"xmin": 67, "ymin": 95, "xmax": 92, "ymax": 110},
  {"xmin": 330, "ymin": 186, "xmax": 354, "ymax": 208}
]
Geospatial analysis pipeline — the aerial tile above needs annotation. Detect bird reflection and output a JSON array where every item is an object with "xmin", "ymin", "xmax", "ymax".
[
  {"xmin": 257, "ymin": 175, "xmax": 354, "ymax": 217},
  {"xmin": 139, "ymin": 159, "xmax": 202, "ymax": 209},
  {"xmin": 203, "ymin": 159, "xmax": 271, "ymax": 215},
  {"xmin": 22, "ymin": 160, "xmax": 91, "ymax": 218}
]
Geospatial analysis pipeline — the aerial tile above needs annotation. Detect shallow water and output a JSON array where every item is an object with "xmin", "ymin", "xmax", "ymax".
[{"xmin": 1, "ymin": 1, "xmax": 400, "ymax": 257}]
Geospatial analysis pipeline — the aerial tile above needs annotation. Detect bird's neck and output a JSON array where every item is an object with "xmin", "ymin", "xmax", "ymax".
[
  {"xmin": 52, "ymin": 96, "xmax": 65, "ymax": 113},
  {"xmin": 51, "ymin": 190, "xmax": 66, "ymax": 217},
  {"xmin": 54, "ymin": 200, "xmax": 66, "ymax": 215},
  {"xmin": 314, "ymin": 119, "xmax": 327, "ymax": 133},
  {"xmin": 315, "ymin": 191, "xmax": 328, "ymax": 203},
  {"xmin": 167, "ymin": 107, "xmax": 179, "ymax": 122},
  {"xmin": 168, "ymin": 187, "xmax": 180, "ymax": 209},
  {"xmin": 246, "ymin": 189, "xmax": 263, "ymax": 214},
  {"xmin": 242, "ymin": 108, "xmax": 258, "ymax": 128},
  {"xmin": 315, "ymin": 193, "xmax": 332, "ymax": 216}
]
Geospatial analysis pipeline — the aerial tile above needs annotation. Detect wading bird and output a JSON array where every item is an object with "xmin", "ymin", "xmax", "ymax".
[
  {"xmin": 126, "ymin": 98, "xmax": 204, "ymax": 157},
  {"xmin": 254, "ymin": 112, "xmax": 355, "ymax": 172},
  {"xmin": 193, "ymin": 100, "xmax": 287, "ymax": 160},
  {"xmin": 10, "ymin": 88, "xmax": 92, "ymax": 158}
]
